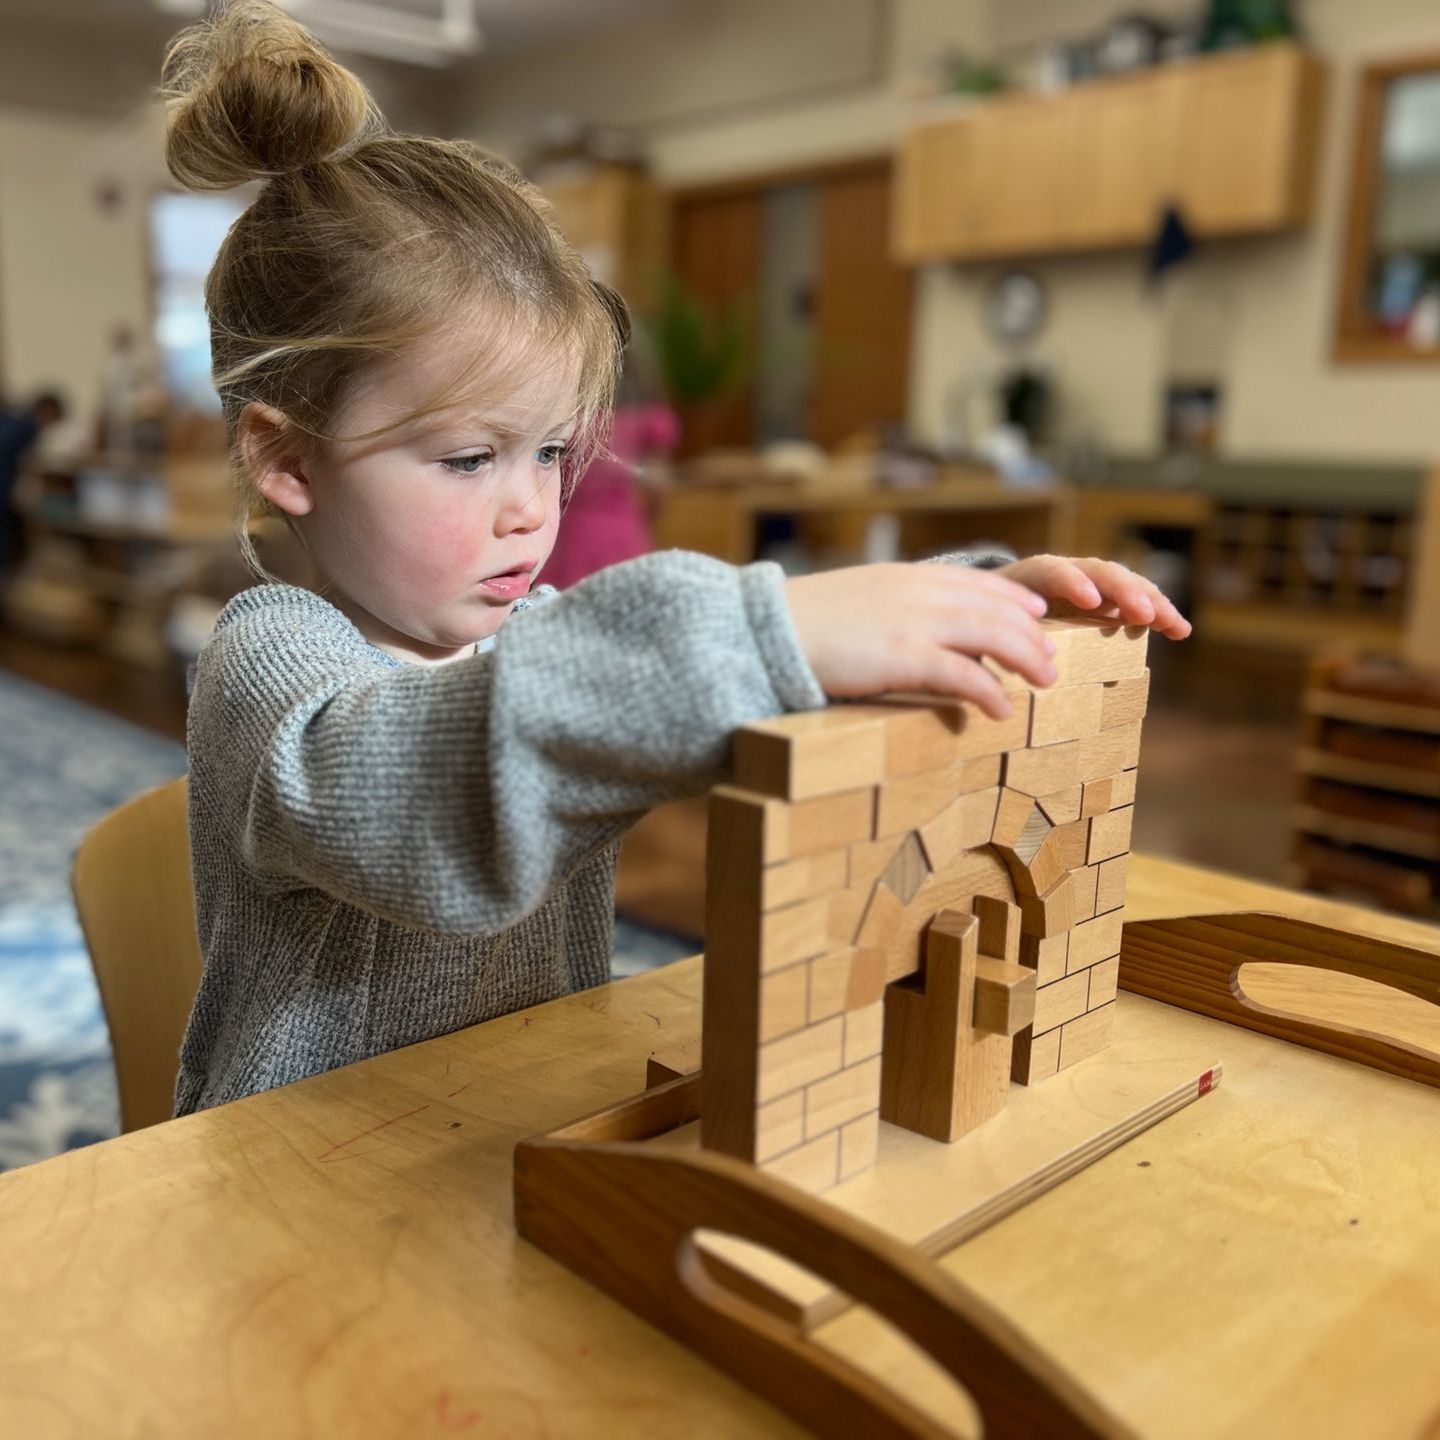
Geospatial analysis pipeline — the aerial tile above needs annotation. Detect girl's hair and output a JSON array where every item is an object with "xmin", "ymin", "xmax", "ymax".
[{"xmin": 161, "ymin": 0, "xmax": 629, "ymax": 579}]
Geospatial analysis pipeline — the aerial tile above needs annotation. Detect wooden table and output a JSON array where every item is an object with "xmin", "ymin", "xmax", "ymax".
[
  {"xmin": 651, "ymin": 465, "xmax": 1074, "ymax": 566},
  {"xmin": 2, "ymin": 855, "xmax": 1438, "ymax": 1439}
]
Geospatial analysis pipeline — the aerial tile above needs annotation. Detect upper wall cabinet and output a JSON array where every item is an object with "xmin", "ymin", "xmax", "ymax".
[{"xmin": 894, "ymin": 44, "xmax": 1326, "ymax": 264}]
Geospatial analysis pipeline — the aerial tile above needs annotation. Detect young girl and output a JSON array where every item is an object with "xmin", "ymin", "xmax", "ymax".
[{"xmin": 165, "ymin": 1, "xmax": 1189, "ymax": 1117}]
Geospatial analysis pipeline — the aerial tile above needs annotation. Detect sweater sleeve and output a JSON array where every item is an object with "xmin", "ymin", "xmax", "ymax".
[{"xmin": 189, "ymin": 550, "xmax": 823, "ymax": 936}]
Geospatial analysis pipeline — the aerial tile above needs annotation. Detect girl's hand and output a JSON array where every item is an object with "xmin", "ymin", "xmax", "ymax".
[
  {"xmin": 784, "ymin": 564, "xmax": 1057, "ymax": 720},
  {"xmin": 996, "ymin": 554, "xmax": 1192, "ymax": 640}
]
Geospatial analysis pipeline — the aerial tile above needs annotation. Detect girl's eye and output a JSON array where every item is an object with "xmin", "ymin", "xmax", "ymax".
[
  {"xmin": 536, "ymin": 443, "xmax": 569, "ymax": 469},
  {"xmin": 441, "ymin": 452, "xmax": 492, "ymax": 475}
]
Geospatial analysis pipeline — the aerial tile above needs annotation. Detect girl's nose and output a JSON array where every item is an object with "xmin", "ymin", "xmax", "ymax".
[{"xmin": 495, "ymin": 470, "xmax": 551, "ymax": 535}]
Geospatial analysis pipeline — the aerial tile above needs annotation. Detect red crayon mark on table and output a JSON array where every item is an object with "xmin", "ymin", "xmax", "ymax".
[
  {"xmin": 445, "ymin": 1080, "xmax": 474, "ymax": 1099},
  {"xmin": 435, "ymin": 1390, "xmax": 479, "ymax": 1431},
  {"xmin": 316, "ymin": 1104, "xmax": 431, "ymax": 1163},
  {"xmin": 517, "ymin": 1015, "xmax": 535, "ymax": 1029}
]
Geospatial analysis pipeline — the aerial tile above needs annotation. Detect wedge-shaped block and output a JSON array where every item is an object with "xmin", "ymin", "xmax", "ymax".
[
  {"xmin": 991, "ymin": 787, "xmax": 1047, "ymax": 856},
  {"xmin": 973, "ymin": 958, "xmax": 1037, "ymax": 1036},
  {"xmin": 1037, "ymin": 785, "xmax": 1083, "ymax": 825},
  {"xmin": 1030, "ymin": 682, "xmax": 1104, "ymax": 747},
  {"xmin": 733, "ymin": 708, "xmax": 888, "ymax": 801},
  {"xmin": 876, "ymin": 756, "xmax": 999, "ymax": 837},
  {"xmin": 1087, "ymin": 805, "xmax": 1134, "ymax": 865},
  {"xmin": 918, "ymin": 786, "xmax": 1001, "ymax": 870},
  {"xmin": 856, "ymin": 882, "xmax": 906, "ymax": 953},
  {"xmin": 1019, "ymin": 870, "xmax": 1076, "ymax": 938}
]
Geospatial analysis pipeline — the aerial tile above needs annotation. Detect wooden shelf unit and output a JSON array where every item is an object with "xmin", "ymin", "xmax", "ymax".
[
  {"xmin": 895, "ymin": 42, "xmax": 1326, "ymax": 263},
  {"xmin": 1290, "ymin": 654, "xmax": 1440, "ymax": 916}
]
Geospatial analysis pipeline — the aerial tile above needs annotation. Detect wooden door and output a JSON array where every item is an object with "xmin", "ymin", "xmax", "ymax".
[
  {"xmin": 670, "ymin": 191, "xmax": 763, "ymax": 454},
  {"xmin": 813, "ymin": 166, "xmax": 913, "ymax": 448}
]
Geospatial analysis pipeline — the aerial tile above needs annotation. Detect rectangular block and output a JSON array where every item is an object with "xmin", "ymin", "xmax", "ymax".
[
  {"xmin": 988, "ymin": 619, "xmax": 1148, "ymax": 689},
  {"xmin": 1059, "ymin": 1002, "xmax": 1115, "ymax": 1070},
  {"xmin": 1070, "ymin": 862, "xmax": 1101, "ymax": 922},
  {"xmin": 1067, "ymin": 910, "xmax": 1124, "ymax": 973},
  {"xmin": 1020, "ymin": 870, "xmax": 1076, "ymax": 938},
  {"xmin": 1087, "ymin": 955, "xmax": 1120, "ymax": 1009},
  {"xmin": 954, "ymin": 695, "xmax": 1032, "ymax": 759},
  {"xmin": 787, "ymin": 787, "xmax": 876, "ymax": 859},
  {"xmin": 762, "ymin": 1130, "xmax": 839, "ymax": 1193},
  {"xmin": 755, "ymin": 1091, "xmax": 805, "ymax": 1162},
  {"xmin": 762, "ymin": 848, "xmax": 848, "ymax": 911},
  {"xmin": 1112, "ymin": 769, "xmax": 1138, "ymax": 808},
  {"xmin": 918, "ymin": 786, "xmax": 1000, "ymax": 870},
  {"xmin": 1101, "ymin": 671, "xmax": 1151, "ymax": 730},
  {"xmin": 1031, "ymin": 969, "xmax": 1089, "ymax": 1034},
  {"xmin": 973, "ymin": 957, "xmax": 1037, "ymax": 1036},
  {"xmin": 875, "ymin": 768, "xmax": 957, "ymax": 837},
  {"xmin": 1081, "ymin": 777, "xmax": 1114, "ymax": 819},
  {"xmin": 857, "ymin": 883, "xmax": 906, "ymax": 953},
  {"xmin": 733, "ymin": 710, "xmax": 887, "ymax": 801},
  {"xmin": 808, "ymin": 947, "xmax": 885, "ymax": 1021},
  {"xmin": 1077, "ymin": 723, "xmax": 1143, "ymax": 785},
  {"xmin": 1087, "ymin": 805, "xmax": 1135, "ymax": 865},
  {"xmin": 1011, "ymin": 1024, "xmax": 1061, "ymax": 1084},
  {"xmin": 758, "ymin": 1015, "xmax": 844, "ymax": 1103},
  {"xmin": 1037, "ymin": 785, "xmax": 1083, "ymax": 825},
  {"xmin": 1019, "ymin": 930, "xmax": 1069, "ymax": 985},
  {"xmin": 805, "ymin": 1056, "xmax": 882, "ymax": 1139},
  {"xmin": 827, "ymin": 886, "xmax": 869, "ymax": 946},
  {"xmin": 876, "ymin": 702, "xmax": 964, "ymax": 778},
  {"xmin": 1030, "ymin": 682, "xmax": 1104, "ymax": 747},
  {"xmin": 760, "ymin": 962, "xmax": 810, "ymax": 1041},
  {"xmin": 838, "ymin": 1111, "xmax": 880, "ymax": 1180},
  {"xmin": 759, "ymin": 894, "xmax": 833, "ymax": 973},
  {"xmin": 843, "ymin": 1001, "xmax": 885, "ymax": 1065},
  {"xmin": 973, "ymin": 895, "xmax": 1021, "ymax": 965},
  {"xmin": 1094, "ymin": 854, "xmax": 1129, "ymax": 916},
  {"xmin": 710, "ymin": 783, "xmax": 875, "ymax": 865},
  {"xmin": 1005, "ymin": 740, "xmax": 1081, "ymax": 798}
]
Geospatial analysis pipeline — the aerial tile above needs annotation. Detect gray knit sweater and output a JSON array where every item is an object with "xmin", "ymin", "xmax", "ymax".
[{"xmin": 178, "ymin": 550, "xmax": 825, "ymax": 1115}]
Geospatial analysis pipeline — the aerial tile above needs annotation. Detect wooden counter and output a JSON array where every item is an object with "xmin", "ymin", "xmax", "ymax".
[{"xmin": 1, "ymin": 854, "xmax": 1437, "ymax": 1439}]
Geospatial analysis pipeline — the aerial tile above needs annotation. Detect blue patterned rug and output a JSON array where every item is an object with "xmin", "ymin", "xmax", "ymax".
[
  {"xmin": 0, "ymin": 669, "xmax": 695, "ymax": 1171},
  {"xmin": 0, "ymin": 671, "xmax": 186, "ymax": 1170}
]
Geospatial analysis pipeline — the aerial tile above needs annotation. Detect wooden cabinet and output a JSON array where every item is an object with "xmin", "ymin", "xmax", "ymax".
[
  {"xmin": 540, "ymin": 164, "xmax": 666, "ymax": 311},
  {"xmin": 894, "ymin": 43, "xmax": 1325, "ymax": 263}
]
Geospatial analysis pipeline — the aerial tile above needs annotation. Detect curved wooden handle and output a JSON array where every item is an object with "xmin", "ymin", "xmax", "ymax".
[
  {"xmin": 1120, "ymin": 912, "xmax": 1440, "ymax": 1089},
  {"xmin": 515, "ymin": 1135, "xmax": 1131, "ymax": 1439}
]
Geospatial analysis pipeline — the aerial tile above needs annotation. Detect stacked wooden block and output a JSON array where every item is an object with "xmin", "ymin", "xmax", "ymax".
[{"xmin": 700, "ymin": 615, "xmax": 1151, "ymax": 1195}]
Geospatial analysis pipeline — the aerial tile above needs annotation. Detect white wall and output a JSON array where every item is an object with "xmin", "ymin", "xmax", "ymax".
[{"xmin": 460, "ymin": 0, "xmax": 1440, "ymax": 465}]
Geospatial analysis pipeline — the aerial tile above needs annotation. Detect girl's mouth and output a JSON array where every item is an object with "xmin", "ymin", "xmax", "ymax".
[{"xmin": 478, "ymin": 565, "xmax": 534, "ymax": 599}]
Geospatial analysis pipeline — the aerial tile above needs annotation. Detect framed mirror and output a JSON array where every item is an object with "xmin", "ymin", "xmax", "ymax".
[{"xmin": 1335, "ymin": 54, "xmax": 1440, "ymax": 362}]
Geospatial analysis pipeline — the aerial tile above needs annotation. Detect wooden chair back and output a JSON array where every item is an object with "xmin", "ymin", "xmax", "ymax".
[{"xmin": 72, "ymin": 776, "xmax": 203, "ymax": 1132}]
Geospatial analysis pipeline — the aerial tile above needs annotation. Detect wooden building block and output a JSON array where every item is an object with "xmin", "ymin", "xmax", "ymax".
[
  {"xmin": 1019, "ymin": 931, "xmax": 1069, "ymax": 985},
  {"xmin": 757, "ymin": 1015, "xmax": 844, "ymax": 1104},
  {"xmin": 1049, "ymin": 819, "xmax": 1091, "ymax": 872},
  {"xmin": 991, "ymin": 787, "xmax": 1045, "ymax": 854},
  {"xmin": 1037, "ymin": 785, "xmax": 1083, "ymax": 825},
  {"xmin": 759, "ymin": 894, "xmax": 833, "ymax": 972},
  {"xmin": 1111, "ymin": 769, "xmax": 1138, "ymax": 808},
  {"xmin": 1101, "ymin": 671, "xmax": 1151, "ymax": 730},
  {"xmin": 874, "ymin": 702, "xmax": 964, "ymax": 778},
  {"xmin": 709, "ymin": 783, "xmax": 875, "ymax": 867},
  {"xmin": 1059, "ymin": 1002, "xmax": 1115, "ymax": 1070},
  {"xmin": 760, "ymin": 963, "xmax": 811, "ymax": 1041},
  {"xmin": 973, "ymin": 958, "xmax": 1037, "ymax": 1036},
  {"xmin": 1087, "ymin": 805, "xmax": 1135, "ymax": 865},
  {"xmin": 1070, "ymin": 862, "xmax": 1101, "ymax": 922},
  {"xmin": 805, "ymin": 1056, "xmax": 883, "ymax": 1139},
  {"xmin": 917, "ymin": 786, "xmax": 1000, "ymax": 870},
  {"xmin": 763, "ymin": 1130, "xmax": 839, "ymax": 1193},
  {"xmin": 786, "ymin": 786, "xmax": 876, "ymax": 859},
  {"xmin": 880, "ymin": 911, "xmax": 1009, "ymax": 1142},
  {"xmin": 1087, "ymin": 956, "xmax": 1120, "ymax": 1009},
  {"xmin": 1010, "ymin": 1024, "xmax": 1061, "ymax": 1084},
  {"xmin": 761, "ymin": 848, "xmax": 848, "ymax": 912},
  {"xmin": 809, "ymin": 947, "xmax": 885, "ymax": 1021},
  {"xmin": 1000, "ymin": 824, "xmax": 1069, "ymax": 899},
  {"xmin": 849, "ymin": 835, "xmax": 900, "ymax": 890},
  {"xmin": 953, "ymin": 696, "xmax": 1032, "ymax": 759},
  {"xmin": 1005, "ymin": 739, "xmax": 1082, "ymax": 797},
  {"xmin": 843, "ymin": 1001, "xmax": 884, "ymax": 1065},
  {"xmin": 733, "ymin": 710, "xmax": 887, "ymax": 801},
  {"xmin": 1067, "ymin": 910, "xmax": 1125, "ymax": 974},
  {"xmin": 1044, "ymin": 617, "xmax": 1149, "ymax": 684},
  {"xmin": 1077, "ymin": 722, "xmax": 1143, "ymax": 785},
  {"xmin": 645, "ymin": 1043, "xmax": 700, "ymax": 1088},
  {"xmin": 1019, "ymin": 871, "xmax": 1076, "ymax": 938},
  {"xmin": 1031, "ymin": 970, "xmax": 1089, "ymax": 1034},
  {"xmin": 1030, "ymin": 682, "xmax": 1104, "ymax": 747},
  {"xmin": 972, "ymin": 895, "xmax": 1020, "ymax": 965},
  {"xmin": 827, "ymin": 884, "xmax": 872, "ymax": 946},
  {"xmin": 856, "ymin": 882, "xmax": 906, "ymax": 953},
  {"xmin": 838, "ymin": 1111, "xmax": 879, "ymax": 1180},
  {"xmin": 755, "ymin": 1091, "xmax": 805, "ymax": 1162},
  {"xmin": 1081, "ymin": 777, "xmax": 1114, "ymax": 819},
  {"xmin": 875, "ymin": 756, "xmax": 999, "ymax": 838},
  {"xmin": 1094, "ymin": 854, "xmax": 1129, "ymax": 916},
  {"xmin": 880, "ymin": 831, "xmax": 930, "ymax": 904}
]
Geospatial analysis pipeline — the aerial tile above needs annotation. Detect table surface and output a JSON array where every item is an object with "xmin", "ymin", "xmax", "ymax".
[{"xmin": 2, "ymin": 854, "xmax": 1439, "ymax": 1440}]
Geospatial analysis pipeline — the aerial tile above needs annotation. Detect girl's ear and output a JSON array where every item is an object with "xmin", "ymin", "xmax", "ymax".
[{"xmin": 238, "ymin": 402, "xmax": 315, "ymax": 518}]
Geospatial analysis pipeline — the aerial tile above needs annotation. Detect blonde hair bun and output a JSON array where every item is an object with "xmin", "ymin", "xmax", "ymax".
[{"xmin": 163, "ymin": 0, "xmax": 382, "ymax": 191}]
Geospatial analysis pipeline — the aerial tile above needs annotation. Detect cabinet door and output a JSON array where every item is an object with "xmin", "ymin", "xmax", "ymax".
[
  {"xmin": 964, "ymin": 102, "xmax": 1069, "ymax": 256},
  {"xmin": 1060, "ymin": 74, "xmax": 1175, "ymax": 248},
  {"xmin": 1174, "ymin": 46, "xmax": 1317, "ymax": 234},
  {"xmin": 893, "ymin": 118, "xmax": 972, "ymax": 262}
]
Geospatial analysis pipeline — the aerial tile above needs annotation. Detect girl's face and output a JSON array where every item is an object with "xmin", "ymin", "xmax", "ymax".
[{"xmin": 279, "ymin": 325, "xmax": 580, "ymax": 665}]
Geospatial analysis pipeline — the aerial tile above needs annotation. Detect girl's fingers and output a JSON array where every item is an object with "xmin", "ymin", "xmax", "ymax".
[
  {"xmin": 920, "ymin": 648, "xmax": 1013, "ymax": 720},
  {"xmin": 940, "ymin": 564, "xmax": 1049, "ymax": 617},
  {"xmin": 938, "ymin": 607, "xmax": 1056, "ymax": 689}
]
